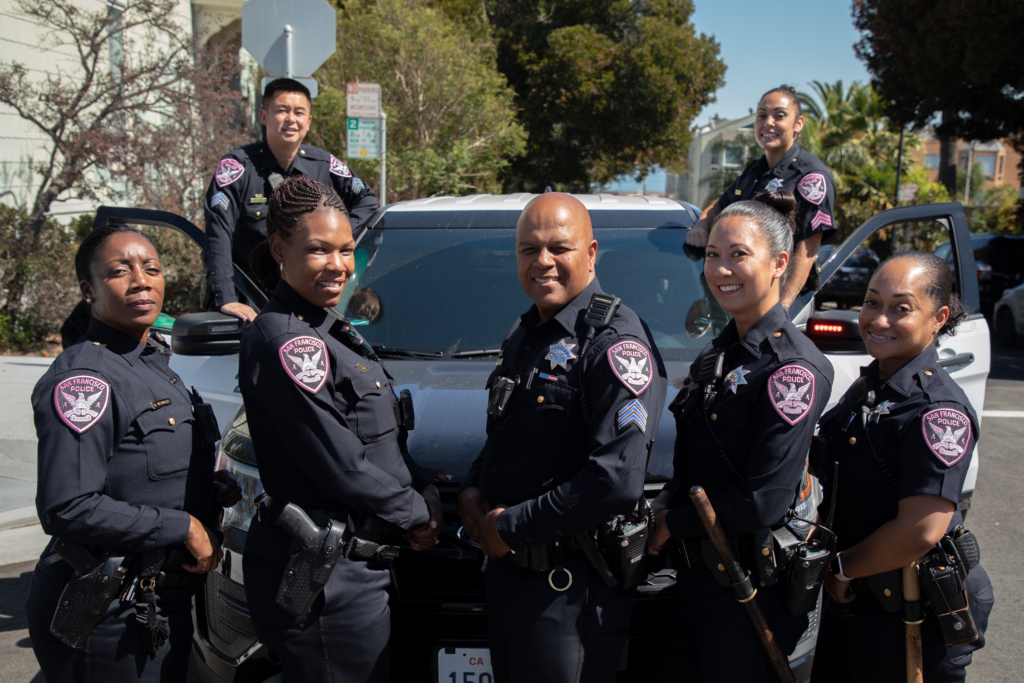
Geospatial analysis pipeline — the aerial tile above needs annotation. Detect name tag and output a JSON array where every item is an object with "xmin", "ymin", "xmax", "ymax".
[
  {"xmin": 249, "ymin": 197, "xmax": 268, "ymax": 204},
  {"xmin": 150, "ymin": 398, "xmax": 172, "ymax": 410}
]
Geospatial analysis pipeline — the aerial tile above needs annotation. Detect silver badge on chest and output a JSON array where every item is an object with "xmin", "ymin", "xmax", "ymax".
[{"xmin": 545, "ymin": 338, "xmax": 578, "ymax": 371}]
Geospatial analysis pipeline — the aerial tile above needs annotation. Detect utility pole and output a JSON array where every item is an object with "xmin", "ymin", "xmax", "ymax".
[
  {"xmin": 963, "ymin": 141, "xmax": 976, "ymax": 205},
  {"xmin": 380, "ymin": 110, "xmax": 387, "ymax": 207},
  {"xmin": 894, "ymin": 126, "xmax": 905, "ymax": 206}
]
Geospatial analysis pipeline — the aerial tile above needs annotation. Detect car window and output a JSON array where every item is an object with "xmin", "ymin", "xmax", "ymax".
[{"xmin": 337, "ymin": 227, "xmax": 719, "ymax": 361}]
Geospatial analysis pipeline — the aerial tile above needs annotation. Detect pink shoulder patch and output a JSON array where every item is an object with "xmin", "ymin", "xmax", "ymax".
[
  {"xmin": 215, "ymin": 158, "xmax": 245, "ymax": 187},
  {"xmin": 797, "ymin": 172, "xmax": 827, "ymax": 205},
  {"xmin": 921, "ymin": 408, "xmax": 971, "ymax": 467},
  {"xmin": 54, "ymin": 375, "xmax": 111, "ymax": 434},
  {"xmin": 329, "ymin": 155, "xmax": 352, "ymax": 178},
  {"xmin": 768, "ymin": 365, "xmax": 815, "ymax": 425},
  {"xmin": 279, "ymin": 336, "xmax": 330, "ymax": 393},
  {"xmin": 607, "ymin": 340, "xmax": 653, "ymax": 396}
]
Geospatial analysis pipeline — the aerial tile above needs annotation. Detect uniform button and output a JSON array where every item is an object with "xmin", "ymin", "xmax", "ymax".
[
  {"xmin": 490, "ymin": 467, "xmax": 497, "ymax": 474},
  {"xmin": 376, "ymin": 381, "xmax": 381, "ymax": 388},
  {"xmin": 256, "ymin": 211, "xmax": 261, "ymax": 217},
  {"xmin": 711, "ymin": 413, "xmax": 717, "ymax": 420},
  {"xmin": 537, "ymin": 396, "xmax": 545, "ymax": 404},
  {"xmin": 884, "ymin": 588, "xmax": 892, "ymax": 597},
  {"xmin": 924, "ymin": 370, "xmax": 934, "ymax": 376},
  {"xmin": 300, "ymin": 150, "xmax": 305, "ymax": 154},
  {"xmin": 773, "ymin": 332, "xmax": 782, "ymax": 338},
  {"xmin": 171, "ymin": 378, "xmax": 178, "ymax": 384},
  {"xmin": 297, "ymin": 315, "xmax": 304, "ymax": 321},
  {"xmin": 762, "ymin": 548, "xmax": 771, "ymax": 556},
  {"xmin": 92, "ymin": 341, "xmax": 100, "ymax": 346},
  {"xmin": 717, "ymin": 563, "xmax": 725, "ymax": 571},
  {"xmin": 849, "ymin": 437, "xmax": 857, "ymax": 445},
  {"xmin": 168, "ymin": 418, "xmax": 176, "ymax": 425}
]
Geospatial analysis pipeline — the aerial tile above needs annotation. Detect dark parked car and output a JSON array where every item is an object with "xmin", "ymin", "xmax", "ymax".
[
  {"xmin": 814, "ymin": 246, "xmax": 880, "ymax": 309},
  {"xmin": 935, "ymin": 232, "xmax": 1024, "ymax": 319}
]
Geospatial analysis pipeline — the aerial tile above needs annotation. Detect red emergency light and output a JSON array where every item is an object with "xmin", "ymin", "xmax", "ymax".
[
  {"xmin": 804, "ymin": 313, "xmax": 864, "ymax": 352},
  {"xmin": 810, "ymin": 322, "xmax": 847, "ymax": 334}
]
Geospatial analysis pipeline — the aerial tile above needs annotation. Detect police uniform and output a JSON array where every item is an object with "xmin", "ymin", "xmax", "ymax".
[
  {"xmin": 811, "ymin": 345, "xmax": 994, "ymax": 683},
  {"xmin": 239, "ymin": 280, "xmax": 432, "ymax": 682},
  {"xmin": 460, "ymin": 278, "xmax": 667, "ymax": 683},
  {"xmin": 26, "ymin": 318, "xmax": 220, "ymax": 682},
  {"xmin": 651, "ymin": 303, "xmax": 834, "ymax": 682},
  {"xmin": 202, "ymin": 142, "xmax": 379, "ymax": 309},
  {"xmin": 719, "ymin": 143, "xmax": 838, "ymax": 251}
]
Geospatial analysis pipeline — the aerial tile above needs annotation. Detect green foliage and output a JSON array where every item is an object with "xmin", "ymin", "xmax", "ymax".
[
  {"xmin": 488, "ymin": 0, "xmax": 725, "ymax": 191},
  {"xmin": 0, "ymin": 311, "xmax": 40, "ymax": 352},
  {"xmin": 955, "ymin": 162, "xmax": 987, "ymax": 205},
  {"xmin": 969, "ymin": 185, "xmax": 1021, "ymax": 235},
  {"xmin": 310, "ymin": 0, "xmax": 526, "ymax": 201}
]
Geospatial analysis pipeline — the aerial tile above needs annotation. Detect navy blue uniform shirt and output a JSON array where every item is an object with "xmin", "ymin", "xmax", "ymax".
[
  {"xmin": 239, "ymin": 280, "xmax": 430, "ymax": 530},
  {"xmin": 665, "ymin": 303, "xmax": 834, "ymax": 538},
  {"xmin": 461, "ymin": 278, "xmax": 668, "ymax": 549},
  {"xmin": 32, "ymin": 318, "xmax": 217, "ymax": 553},
  {"xmin": 203, "ymin": 142, "xmax": 379, "ymax": 308},
  {"xmin": 816, "ymin": 345, "xmax": 978, "ymax": 551},
  {"xmin": 718, "ymin": 143, "xmax": 837, "ymax": 246}
]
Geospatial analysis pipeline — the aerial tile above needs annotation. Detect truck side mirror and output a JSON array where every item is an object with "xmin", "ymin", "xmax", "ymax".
[{"xmin": 171, "ymin": 312, "xmax": 248, "ymax": 356}]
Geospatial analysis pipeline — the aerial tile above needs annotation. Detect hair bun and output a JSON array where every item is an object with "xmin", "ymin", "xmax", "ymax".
[{"xmin": 751, "ymin": 190, "xmax": 798, "ymax": 235}]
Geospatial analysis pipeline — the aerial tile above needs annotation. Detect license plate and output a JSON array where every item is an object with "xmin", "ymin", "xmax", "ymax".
[{"xmin": 437, "ymin": 646, "xmax": 493, "ymax": 683}]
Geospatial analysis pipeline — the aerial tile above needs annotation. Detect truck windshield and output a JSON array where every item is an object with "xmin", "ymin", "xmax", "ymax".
[{"xmin": 336, "ymin": 225, "xmax": 725, "ymax": 362}]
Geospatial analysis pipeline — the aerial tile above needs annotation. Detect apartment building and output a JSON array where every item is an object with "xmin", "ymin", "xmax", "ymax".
[
  {"xmin": 912, "ymin": 130, "xmax": 1022, "ymax": 199},
  {"xmin": 665, "ymin": 112, "xmax": 756, "ymax": 209}
]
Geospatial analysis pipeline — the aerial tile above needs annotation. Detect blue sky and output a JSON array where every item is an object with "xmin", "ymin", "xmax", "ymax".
[{"xmin": 609, "ymin": 0, "xmax": 872, "ymax": 192}]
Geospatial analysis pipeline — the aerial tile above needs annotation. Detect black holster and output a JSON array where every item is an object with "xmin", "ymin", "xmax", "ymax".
[
  {"xmin": 918, "ymin": 530, "xmax": 981, "ymax": 646},
  {"xmin": 133, "ymin": 550, "xmax": 169, "ymax": 656},
  {"xmin": 49, "ymin": 539, "xmax": 129, "ymax": 649}
]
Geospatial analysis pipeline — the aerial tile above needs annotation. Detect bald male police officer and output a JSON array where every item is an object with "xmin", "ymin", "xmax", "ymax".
[
  {"xmin": 202, "ymin": 78, "xmax": 378, "ymax": 322},
  {"xmin": 458, "ymin": 193, "xmax": 667, "ymax": 683}
]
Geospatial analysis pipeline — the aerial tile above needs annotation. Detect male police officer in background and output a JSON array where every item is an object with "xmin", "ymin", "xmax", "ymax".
[
  {"xmin": 203, "ymin": 78, "xmax": 378, "ymax": 321},
  {"xmin": 458, "ymin": 193, "xmax": 667, "ymax": 683}
]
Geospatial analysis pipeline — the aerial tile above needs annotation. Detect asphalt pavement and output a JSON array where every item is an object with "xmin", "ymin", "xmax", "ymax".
[{"xmin": 0, "ymin": 346, "xmax": 1021, "ymax": 681}]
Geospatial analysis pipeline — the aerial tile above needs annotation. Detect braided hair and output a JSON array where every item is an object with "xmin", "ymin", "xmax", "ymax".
[
  {"xmin": 250, "ymin": 175, "xmax": 349, "ymax": 290},
  {"xmin": 61, "ymin": 223, "xmax": 156, "ymax": 348},
  {"xmin": 875, "ymin": 251, "xmax": 969, "ymax": 345}
]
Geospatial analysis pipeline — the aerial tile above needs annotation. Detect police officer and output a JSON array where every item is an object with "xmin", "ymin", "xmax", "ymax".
[
  {"xmin": 686, "ymin": 85, "xmax": 837, "ymax": 309},
  {"xmin": 26, "ymin": 223, "xmax": 241, "ymax": 682},
  {"xmin": 238, "ymin": 176, "xmax": 442, "ymax": 682},
  {"xmin": 647, "ymin": 191, "xmax": 834, "ymax": 682},
  {"xmin": 457, "ymin": 193, "xmax": 667, "ymax": 683},
  {"xmin": 203, "ymin": 78, "xmax": 378, "ymax": 322},
  {"xmin": 811, "ymin": 252, "xmax": 993, "ymax": 682}
]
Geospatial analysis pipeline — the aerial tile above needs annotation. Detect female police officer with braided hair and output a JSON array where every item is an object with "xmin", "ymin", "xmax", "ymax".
[
  {"xmin": 26, "ymin": 223, "xmax": 241, "ymax": 682},
  {"xmin": 811, "ymin": 252, "xmax": 994, "ymax": 682},
  {"xmin": 239, "ymin": 175, "xmax": 443, "ymax": 682},
  {"xmin": 647, "ymin": 190, "xmax": 834, "ymax": 682},
  {"xmin": 686, "ymin": 85, "xmax": 837, "ymax": 309}
]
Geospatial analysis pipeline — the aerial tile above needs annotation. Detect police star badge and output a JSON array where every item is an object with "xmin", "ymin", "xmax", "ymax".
[
  {"xmin": 545, "ymin": 339, "xmax": 577, "ymax": 371},
  {"xmin": 723, "ymin": 366, "xmax": 749, "ymax": 394},
  {"xmin": 869, "ymin": 400, "xmax": 893, "ymax": 424},
  {"xmin": 766, "ymin": 177, "xmax": 784, "ymax": 192}
]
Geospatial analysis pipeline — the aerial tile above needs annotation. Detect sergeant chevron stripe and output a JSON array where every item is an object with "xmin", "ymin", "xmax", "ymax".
[
  {"xmin": 617, "ymin": 399, "xmax": 648, "ymax": 433},
  {"xmin": 810, "ymin": 210, "xmax": 832, "ymax": 230}
]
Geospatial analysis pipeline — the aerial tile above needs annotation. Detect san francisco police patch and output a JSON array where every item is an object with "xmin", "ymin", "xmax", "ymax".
[
  {"xmin": 329, "ymin": 155, "xmax": 353, "ymax": 178},
  {"xmin": 922, "ymin": 408, "xmax": 971, "ymax": 467},
  {"xmin": 769, "ymin": 365, "xmax": 815, "ymax": 425},
  {"xmin": 797, "ymin": 173, "xmax": 827, "ymax": 205},
  {"xmin": 215, "ymin": 158, "xmax": 245, "ymax": 188},
  {"xmin": 54, "ymin": 375, "xmax": 110, "ymax": 434},
  {"xmin": 279, "ymin": 336, "xmax": 329, "ymax": 393},
  {"xmin": 607, "ymin": 340, "xmax": 653, "ymax": 396}
]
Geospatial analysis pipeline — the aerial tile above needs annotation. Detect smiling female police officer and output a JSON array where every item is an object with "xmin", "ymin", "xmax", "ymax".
[
  {"xmin": 648, "ymin": 191, "xmax": 834, "ymax": 682},
  {"xmin": 686, "ymin": 86, "xmax": 837, "ymax": 309},
  {"xmin": 239, "ymin": 176, "xmax": 443, "ymax": 682},
  {"xmin": 811, "ymin": 252, "xmax": 993, "ymax": 682},
  {"xmin": 26, "ymin": 223, "xmax": 241, "ymax": 682}
]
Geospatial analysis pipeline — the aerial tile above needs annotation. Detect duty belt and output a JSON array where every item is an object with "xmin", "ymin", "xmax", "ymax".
[
  {"xmin": 503, "ymin": 536, "xmax": 585, "ymax": 573},
  {"xmin": 673, "ymin": 531, "xmax": 779, "ymax": 589}
]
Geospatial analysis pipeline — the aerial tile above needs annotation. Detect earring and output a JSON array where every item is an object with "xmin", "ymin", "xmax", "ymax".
[
  {"xmin": 85, "ymin": 298, "xmax": 92, "ymax": 304},
  {"xmin": 279, "ymin": 262, "xmax": 284, "ymax": 272}
]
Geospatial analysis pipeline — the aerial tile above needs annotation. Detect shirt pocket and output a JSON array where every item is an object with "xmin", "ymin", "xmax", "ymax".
[
  {"xmin": 347, "ymin": 372, "xmax": 398, "ymax": 443},
  {"xmin": 135, "ymin": 403, "xmax": 195, "ymax": 480},
  {"xmin": 513, "ymin": 379, "xmax": 578, "ymax": 453}
]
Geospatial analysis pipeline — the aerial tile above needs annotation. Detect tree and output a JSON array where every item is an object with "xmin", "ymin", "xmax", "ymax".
[
  {"xmin": 853, "ymin": 0, "xmax": 1024, "ymax": 203},
  {"xmin": 308, "ymin": 0, "xmax": 526, "ymax": 201},
  {"xmin": 487, "ymin": 0, "xmax": 725, "ymax": 192},
  {"xmin": 0, "ymin": 0, "xmax": 250, "ymax": 324}
]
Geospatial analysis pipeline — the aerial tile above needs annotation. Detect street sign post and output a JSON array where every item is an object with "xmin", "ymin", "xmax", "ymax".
[
  {"xmin": 346, "ymin": 82, "xmax": 387, "ymax": 206},
  {"xmin": 898, "ymin": 183, "xmax": 919, "ymax": 203},
  {"xmin": 243, "ymin": 0, "xmax": 337, "ymax": 98}
]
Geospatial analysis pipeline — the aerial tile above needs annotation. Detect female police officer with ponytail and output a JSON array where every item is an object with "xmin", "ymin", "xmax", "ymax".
[
  {"xmin": 811, "ymin": 252, "xmax": 994, "ymax": 682},
  {"xmin": 687, "ymin": 86, "xmax": 837, "ymax": 309},
  {"xmin": 238, "ymin": 175, "xmax": 443, "ymax": 682},
  {"xmin": 27, "ymin": 223, "xmax": 241, "ymax": 682},
  {"xmin": 647, "ymin": 191, "xmax": 834, "ymax": 682}
]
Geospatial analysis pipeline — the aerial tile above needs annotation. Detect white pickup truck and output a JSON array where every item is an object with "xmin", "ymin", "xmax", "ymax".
[{"xmin": 94, "ymin": 195, "xmax": 989, "ymax": 683}]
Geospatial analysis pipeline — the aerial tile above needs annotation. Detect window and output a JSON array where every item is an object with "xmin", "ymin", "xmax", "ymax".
[
  {"xmin": 976, "ymin": 154, "xmax": 996, "ymax": 177},
  {"xmin": 998, "ymin": 155, "xmax": 1005, "ymax": 177},
  {"xmin": 925, "ymin": 154, "xmax": 940, "ymax": 170},
  {"xmin": 724, "ymin": 147, "xmax": 746, "ymax": 166}
]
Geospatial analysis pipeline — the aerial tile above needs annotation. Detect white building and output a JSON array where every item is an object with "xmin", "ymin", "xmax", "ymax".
[
  {"xmin": 0, "ymin": 0, "xmax": 248, "ymax": 218},
  {"xmin": 666, "ymin": 112, "xmax": 756, "ymax": 209}
]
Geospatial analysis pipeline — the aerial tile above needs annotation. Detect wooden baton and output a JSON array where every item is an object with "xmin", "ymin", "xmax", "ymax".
[
  {"xmin": 903, "ymin": 562, "xmax": 924, "ymax": 683},
  {"xmin": 689, "ymin": 486, "xmax": 797, "ymax": 683}
]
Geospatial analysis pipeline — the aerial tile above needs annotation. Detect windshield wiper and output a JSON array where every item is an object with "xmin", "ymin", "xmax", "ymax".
[
  {"xmin": 369, "ymin": 344, "xmax": 444, "ymax": 359},
  {"xmin": 449, "ymin": 349, "xmax": 502, "ymax": 358}
]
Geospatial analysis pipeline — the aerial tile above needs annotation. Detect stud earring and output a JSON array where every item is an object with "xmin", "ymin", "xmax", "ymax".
[
  {"xmin": 279, "ymin": 262, "xmax": 284, "ymax": 272},
  {"xmin": 85, "ymin": 298, "xmax": 92, "ymax": 304}
]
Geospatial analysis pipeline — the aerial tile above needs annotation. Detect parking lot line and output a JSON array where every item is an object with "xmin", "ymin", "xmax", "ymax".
[{"xmin": 981, "ymin": 410, "xmax": 1024, "ymax": 418}]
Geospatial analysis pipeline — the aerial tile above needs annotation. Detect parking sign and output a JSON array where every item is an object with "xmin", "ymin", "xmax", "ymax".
[{"xmin": 347, "ymin": 118, "xmax": 380, "ymax": 159}]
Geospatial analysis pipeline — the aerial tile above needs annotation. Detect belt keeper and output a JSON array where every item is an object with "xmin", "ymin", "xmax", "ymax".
[
  {"xmin": 731, "ymin": 573, "xmax": 756, "ymax": 603},
  {"xmin": 902, "ymin": 599, "xmax": 923, "ymax": 625}
]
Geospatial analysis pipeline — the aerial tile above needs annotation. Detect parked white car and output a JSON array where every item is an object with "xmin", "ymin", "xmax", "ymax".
[{"xmin": 992, "ymin": 282, "xmax": 1024, "ymax": 346}]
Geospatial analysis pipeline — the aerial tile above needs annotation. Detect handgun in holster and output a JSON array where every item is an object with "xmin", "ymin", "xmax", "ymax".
[
  {"xmin": 918, "ymin": 530, "xmax": 981, "ymax": 646},
  {"xmin": 49, "ymin": 538, "xmax": 129, "ymax": 649}
]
